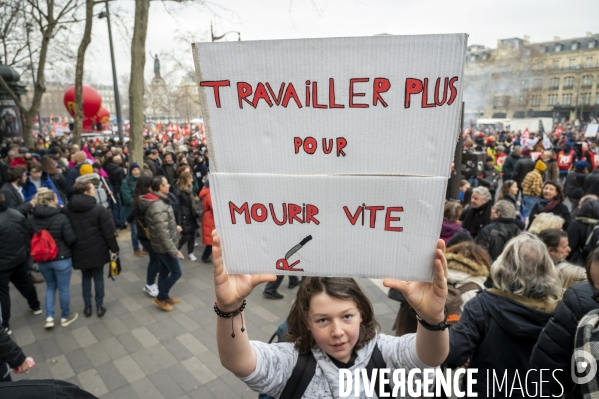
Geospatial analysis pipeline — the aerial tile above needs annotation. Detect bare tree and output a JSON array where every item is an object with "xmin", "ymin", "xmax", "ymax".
[{"xmin": 0, "ymin": 0, "xmax": 82, "ymax": 147}]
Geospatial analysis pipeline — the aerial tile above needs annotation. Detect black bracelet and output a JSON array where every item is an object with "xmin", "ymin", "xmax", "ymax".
[
  {"xmin": 214, "ymin": 300, "xmax": 246, "ymax": 338},
  {"xmin": 416, "ymin": 307, "xmax": 449, "ymax": 331}
]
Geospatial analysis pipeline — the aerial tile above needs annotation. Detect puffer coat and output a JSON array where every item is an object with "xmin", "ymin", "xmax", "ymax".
[
  {"xmin": 140, "ymin": 192, "xmax": 180, "ymax": 257},
  {"xmin": 29, "ymin": 205, "xmax": 76, "ymax": 260},
  {"xmin": 200, "ymin": 186, "xmax": 215, "ymax": 246},
  {"xmin": 0, "ymin": 202, "xmax": 28, "ymax": 271},
  {"xmin": 63, "ymin": 194, "xmax": 119, "ymax": 270},
  {"xmin": 171, "ymin": 185, "xmax": 198, "ymax": 233}
]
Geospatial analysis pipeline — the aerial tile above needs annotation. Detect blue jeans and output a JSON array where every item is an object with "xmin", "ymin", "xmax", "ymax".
[
  {"xmin": 112, "ymin": 195, "xmax": 125, "ymax": 227},
  {"xmin": 38, "ymin": 259, "xmax": 72, "ymax": 319},
  {"xmin": 522, "ymin": 195, "xmax": 538, "ymax": 219},
  {"xmin": 156, "ymin": 253, "xmax": 182, "ymax": 301},
  {"xmin": 139, "ymin": 238, "xmax": 159, "ymax": 286},
  {"xmin": 82, "ymin": 267, "xmax": 104, "ymax": 308},
  {"xmin": 130, "ymin": 222, "xmax": 140, "ymax": 251}
]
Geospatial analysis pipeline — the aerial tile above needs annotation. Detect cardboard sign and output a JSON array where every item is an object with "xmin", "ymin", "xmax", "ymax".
[
  {"xmin": 193, "ymin": 34, "xmax": 466, "ymax": 281},
  {"xmin": 585, "ymin": 124, "xmax": 599, "ymax": 138}
]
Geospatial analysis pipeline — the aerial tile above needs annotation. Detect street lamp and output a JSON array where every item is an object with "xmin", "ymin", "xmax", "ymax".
[
  {"xmin": 211, "ymin": 22, "xmax": 241, "ymax": 42},
  {"xmin": 98, "ymin": 5, "xmax": 124, "ymax": 141}
]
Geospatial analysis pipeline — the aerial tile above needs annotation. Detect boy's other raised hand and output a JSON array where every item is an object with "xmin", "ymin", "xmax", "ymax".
[
  {"xmin": 212, "ymin": 230, "xmax": 277, "ymax": 312},
  {"xmin": 383, "ymin": 239, "xmax": 448, "ymax": 325}
]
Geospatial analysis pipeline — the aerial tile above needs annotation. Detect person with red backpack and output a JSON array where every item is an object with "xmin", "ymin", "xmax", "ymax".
[
  {"xmin": 28, "ymin": 188, "xmax": 78, "ymax": 329},
  {"xmin": 557, "ymin": 143, "xmax": 576, "ymax": 181}
]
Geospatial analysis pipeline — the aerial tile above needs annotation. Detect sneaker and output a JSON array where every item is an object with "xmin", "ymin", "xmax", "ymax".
[
  {"xmin": 194, "ymin": 242, "xmax": 199, "ymax": 247},
  {"xmin": 30, "ymin": 307, "xmax": 42, "ymax": 315},
  {"xmin": 134, "ymin": 250, "xmax": 144, "ymax": 257},
  {"xmin": 3, "ymin": 327, "xmax": 12, "ymax": 335},
  {"xmin": 288, "ymin": 281, "xmax": 300, "ymax": 289},
  {"xmin": 45, "ymin": 317, "xmax": 54, "ymax": 329},
  {"xmin": 166, "ymin": 297, "xmax": 181, "ymax": 305},
  {"xmin": 263, "ymin": 291, "xmax": 284, "ymax": 300},
  {"xmin": 201, "ymin": 257, "xmax": 211, "ymax": 264},
  {"xmin": 150, "ymin": 284, "xmax": 159, "ymax": 296},
  {"xmin": 154, "ymin": 298, "xmax": 173, "ymax": 311},
  {"xmin": 144, "ymin": 284, "xmax": 158, "ymax": 297},
  {"xmin": 61, "ymin": 313, "xmax": 78, "ymax": 327},
  {"xmin": 188, "ymin": 253, "xmax": 197, "ymax": 262}
]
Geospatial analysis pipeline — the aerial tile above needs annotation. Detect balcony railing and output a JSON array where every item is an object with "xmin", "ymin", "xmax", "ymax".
[{"xmin": 563, "ymin": 85, "xmax": 574, "ymax": 90}]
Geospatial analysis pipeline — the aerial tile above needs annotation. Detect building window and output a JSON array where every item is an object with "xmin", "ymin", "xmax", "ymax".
[
  {"xmin": 555, "ymin": 44, "xmax": 562, "ymax": 52},
  {"xmin": 553, "ymin": 60, "xmax": 560, "ymax": 69},
  {"xmin": 587, "ymin": 57, "xmax": 594, "ymax": 68},
  {"xmin": 581, "ymin": 93, "xmax": 591, "ymax": 105},
  {"xmin": 590, "ymin": 41, "xmax": 596, "ymax": 49},
  {"xmin": 582, "ymin": 75, "xmax": 593, "ymax": 88},
  {"xmin": 563, "ymin": 76, "xmax": 575, "ymax": 89},
  {"xmin": 548, "ymin": 94, "xmax": 558, "ymax": 106},
  {"xmin": 562, "ymin": 94, "xmax": 572, "ymax": 105},
  {"xmin": 531, "ymin": 95, "xmax": 541, "ymax": 107},
  {"xmin": 570, "ymin": 59, "xmax": 577, "ymax": 69},
  {"xmin": 596, "ymin": 93, "xmax": 599, "ymax": 105},
  {"xmin": 550, "ymin": 77, "xmax": 560, "ymax": 89},
  {"xmin": 533, "ymin": 78, "xmax": 543, "ymax": 90},
  {"xmin": 572, "ymin": 42, "xmax": 579, "ymax": 50},
  {"xmin": 521, "ymin": 79, "xmax": 529, "ymax": 89}
]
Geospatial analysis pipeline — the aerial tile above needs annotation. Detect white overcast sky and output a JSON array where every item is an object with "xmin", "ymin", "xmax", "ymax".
[{"xmin": 85, "ymin": 0, "xmax": 598, "ymax": 85}]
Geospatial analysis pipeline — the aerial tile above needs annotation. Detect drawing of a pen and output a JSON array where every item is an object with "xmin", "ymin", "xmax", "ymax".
[{"xmin": 285, "ymin": 235, "xmax": 313, "ymax": 260}]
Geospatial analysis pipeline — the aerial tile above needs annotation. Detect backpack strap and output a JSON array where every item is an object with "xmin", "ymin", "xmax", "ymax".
[
  {"xmin": 457, "ymin": 282, "xmax": 480, "ymax": 294},
  {"xmin": 280, "ymin": 351, "xmax": 317, "ymax": 399},
  {"xmin": 367, "ymin": 344, "xmax": 393, "ymax": 398}
]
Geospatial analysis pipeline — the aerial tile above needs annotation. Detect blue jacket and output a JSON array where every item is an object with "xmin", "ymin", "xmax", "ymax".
[{"xmin": 23, "ymin": 172, "xmax": 64, "ymax": 206}]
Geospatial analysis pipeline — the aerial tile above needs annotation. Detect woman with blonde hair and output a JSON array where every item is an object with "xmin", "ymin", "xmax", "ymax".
[
  {"xmin": 527, "ymin": 212, "xmax": 565, "ymax": 235},
  {"xmin": 447, "ymin": 232, "xmax": 562, "ymax": 397},
  {"xmin": 554, "ymin": 262, "xmax": 586, "ymax": 290},
  {"xmin": 29, "ymin": 188, "xmax": 78, "ymax": 329}
]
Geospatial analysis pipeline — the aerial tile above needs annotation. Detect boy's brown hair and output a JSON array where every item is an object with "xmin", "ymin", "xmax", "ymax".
[{"xmin": 286, "ymin": 277, "xmax": 379, "ymax": 354}]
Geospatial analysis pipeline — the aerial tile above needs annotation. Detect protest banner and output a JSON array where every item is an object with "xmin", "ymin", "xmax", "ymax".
[
  {"xmin": 585, "ymin": 123, "xmax": 598, "ymax": 138},
  {"xmin": 193, "ymin": 34, "xmax": 467, "ymax": 280}
]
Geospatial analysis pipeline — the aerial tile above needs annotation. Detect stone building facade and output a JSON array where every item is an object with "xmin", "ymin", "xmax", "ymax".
[{"xmin": 464, "ymin": 32, "xmax": 599, "ymax": 124}]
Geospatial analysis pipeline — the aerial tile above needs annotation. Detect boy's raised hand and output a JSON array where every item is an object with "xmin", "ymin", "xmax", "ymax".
[
  {"xmin": 212, "ymin": 230, "xmax": 277, "ymax": 312},
  {"xmin": 383, "ymin": 239, "xmax": 448, "ymax": 325}
]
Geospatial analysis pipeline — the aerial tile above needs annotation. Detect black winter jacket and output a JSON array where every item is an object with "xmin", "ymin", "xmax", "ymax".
[
  {"xmin": 63, "ymin": 194, "xmax": 119, "ymax": 270},
  {"xmin": 584, "ymin": 169, "xmax": 599, "ymax": 196},
  {"xmin": 530, "ymin": 282, "xmax": 599, "ymax": 398},
  {"xmin": 502, "ymin": 152, "xmax": 521, "ymax": 180},
  {"xmin": 65, "ymin": 163, "xmax": 83, "ymax": 199},
  {"xmin": 49, "ymin": 171, "xmax": 68, "ymax": 204},
  {"xmin": 0, "ymin": 182, "xmax": 33, "ymax": 215},
  {"xmin": 29, "ymin": 205, "xmax": 77, "ymax": 260},
  {"xmin": 566, "ymin": 199, "xmax": 599, "ymax": 266},
  {"xmin": 104, "ymin": 162, "xmax": 125, "ymax": 195},
  {"xmin": 564, "ymin": 171, "xmax": 586, "ymax": 200},
  {"xmin": 512, "ymin": 157, "xmax": 536, "ymax": 189},
  {"xmin": 474, "ymin": 217, "xmax": 521, "ymax": 261},
  {"xmin": 461, "ymin": 201, "xmax": 491, "ymax": 239},
  {"xmin": 0, "ymin": 202, "xmax": 29, "ymax": 272},
  {"xmin": 527, "ymin": 201, "xmax": 572, "ymax": 231},
  {"xmin": 171, "ymin": 185, "xmax": 198, "ymax": 233},
  {"xmin": 0, "ymin": 312, "xmax": 25, "ymax": 372},
  {"xmin": 446, "ymin": 289, "xmax": 555, "ymax": 398}
]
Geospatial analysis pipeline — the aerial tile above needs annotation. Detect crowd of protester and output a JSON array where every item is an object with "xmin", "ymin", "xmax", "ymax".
[{"xmin": 1, "ymin": 125, "xmax": 599, "ymax": 398}]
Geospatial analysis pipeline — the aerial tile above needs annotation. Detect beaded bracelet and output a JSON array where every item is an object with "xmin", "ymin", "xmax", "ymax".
[{"xmin": 214, "ymin": 300, "xmax": 246, "ymax": 338}]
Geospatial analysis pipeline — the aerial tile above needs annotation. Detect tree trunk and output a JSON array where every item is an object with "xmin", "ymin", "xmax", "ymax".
[
  {"xmin": 73, "ymin": 0, "xmax": 95, "ymax": 145},
  {"xmin": 129, "ymin": 0, "xmax": 150, "ymax": 166}
]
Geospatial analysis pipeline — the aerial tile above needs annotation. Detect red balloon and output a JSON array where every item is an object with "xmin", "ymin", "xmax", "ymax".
[
  {"xmin": 63, "ymin": 85, "xmax": 102, "ymax": 118},
  {"xmin": 93, "ymin": 107, "xmax": 110, "ymax": 125},
  {"xmin": 82, "ymin": 117, "xmax": 94, "ymax": 131}
]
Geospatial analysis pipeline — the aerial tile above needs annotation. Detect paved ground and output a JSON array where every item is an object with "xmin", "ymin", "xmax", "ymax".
[{"xmin": 9, "ymin": 227, "xmax": 399, "ymax": 398}]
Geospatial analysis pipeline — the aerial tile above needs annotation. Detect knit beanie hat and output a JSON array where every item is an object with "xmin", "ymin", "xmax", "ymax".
[
  {"xmin": 80, "ymin": 163, "xmax": 93, "ymax": 175},
  {"xmin": 522, "ymin": 148, "xmax": 532, "ymax": 157},
  {"xmin": 129, "ymin": 162, "xmax": 140, "ymax": 174},
  {"xmin": 535, "ymin": 160, "xmax": 547, "ymax": 172},
  {"xmin": 575, "ymin": 160, "xmax": 589, "ymax": 170}
]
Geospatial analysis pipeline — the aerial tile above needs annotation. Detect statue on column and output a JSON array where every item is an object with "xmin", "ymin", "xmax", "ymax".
[{"xmin": 152, "ymin": 54, "xmax": 161, "ymax": 78}]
